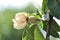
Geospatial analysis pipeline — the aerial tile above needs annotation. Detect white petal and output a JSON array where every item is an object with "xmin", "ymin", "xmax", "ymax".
[
  {"xmin": 14, "ymin": 22, "xmax": 27, "ymax": 29},
  {"xmin": 12, "ymin": 12, "xmax": 28, "ymax": 29}
]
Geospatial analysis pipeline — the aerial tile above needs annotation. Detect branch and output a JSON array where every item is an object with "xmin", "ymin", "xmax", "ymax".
[{"xmin": 46, "ymin": 14, "xmax": 53, "ymax": 40}]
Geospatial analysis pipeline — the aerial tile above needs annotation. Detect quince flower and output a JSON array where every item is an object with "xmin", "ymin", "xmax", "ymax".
[{"xmin": 12, "ymin": 12, "xmax": 28, "ymax": 29}]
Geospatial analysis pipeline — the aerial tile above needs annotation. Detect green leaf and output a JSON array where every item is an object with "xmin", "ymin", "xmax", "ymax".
[
  {"xmin": 50, "ymin": 30, "xmax": 59, "ymax": 38},
  {"xmin": 48, "ymin": 0, "xmax": 60, "ymax": 19},
  {"xmin": 22, "ymin": 29, "xmax": 26, "ymax": 40},
  {"xmin": 40, "ymin": 21, "xmax": 46, "ymax": 28},
  {"xmin": 42, "ymin": 0, "xmax": 48, "ymax": 13},
  {"xmin": 43, "ymin": 19, "xmax": 60, "ymax": 32},
  {"xmin": 26, "ymin": 24, "xmax": 35, "ymax": 40},
  {"xmin": 22, "ymin": 24, "xmax": 45, "ymax": 40},
  {"xmin": 34, "ymin": 25, "xmax": 45, "ymax": 40},
  {"xmin": 36, "ymin": 9, "xmax": 42, "ymax": 17},
  {"xmin": 43, "ymin": 19, "xmax": 60, "ymax": 38},
  {"xmin": 35, "ymin": 15, "xmax": 41, "ymax": 20},
  {"xmin": 22, "ymin": 24, "xmax": 35, "ymax": 40},
  {"xmin": 51, "ymin": 19, "xmax": 60, "ymax": 32}
]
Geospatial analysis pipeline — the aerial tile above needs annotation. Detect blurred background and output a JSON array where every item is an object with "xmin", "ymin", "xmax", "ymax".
[
  {"xmin": 0, "ymin": 0, "xmax": 60, "ymax": 40},
  {"xmin": 0, "ymin": 0, "xmax": 42, "ymax": 40}
]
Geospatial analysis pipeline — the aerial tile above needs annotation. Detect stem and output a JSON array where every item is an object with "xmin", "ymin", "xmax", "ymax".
[{"xmin": 46, "ymin": 14, "xmax": 53, "ymax": 40}]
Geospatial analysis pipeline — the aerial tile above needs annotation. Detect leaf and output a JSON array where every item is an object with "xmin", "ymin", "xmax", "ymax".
[
  {"xmin": 22, "ymin": 24, "xmax": 45, "ymax": 40},
  {"xmin": 27, "ymin": 24, "xmax": 36, "ymax": 40},
  {"xmin": 48, "ymin": 0, "xmax": 60, "ymax": 19},
  {"xmin": 49, "ymin": 20, "xmax": 60, "ymax": 38},
  {"xmin": 35, "ymin": 15, "xmax": 41, "ymax": 19},
  {"xmin": 51, "ymin": 19, "xmax": 60, "ymax": 32},
  {"xmin": 43, "ymin": 19, "xmax": 60, "ymax": 38},
  {"xmin": 34, "ymin": 25, "xmax": 45, "ymax": 40},
  {"xmin": 43, "ymin": 19, "xmax": 60, "ymax": 32},
  {"xmin": 36, "ymin": 9, "xmax": 42, "ymax": 17},
  {"xmin": 40, "ymin": 21, "xmax": 46, "ymax": 28},
  {"xmin": 42, "ymin": 0, "xmax": 48, "ymax": 13},
  {"xmin": 22, "ymin": 29, "xmax": 26, "ymax": 40},
  {"xmin": 50, "ymin": 30, "xmax": 59, "ymax": 38},
  {"xmin": 22, "ymin": 24, "xmax": 35, "ymax": 40}
]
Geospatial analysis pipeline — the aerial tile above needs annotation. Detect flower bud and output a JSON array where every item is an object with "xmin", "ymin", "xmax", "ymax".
[{"xmin": 29, "ymin": 16, "xmax": 37, "ymax": 23}]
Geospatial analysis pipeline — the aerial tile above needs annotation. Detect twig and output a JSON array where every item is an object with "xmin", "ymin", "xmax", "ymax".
[{"xmin": 46, "ymin": 14, "xmax": 53, "ymax": 40}]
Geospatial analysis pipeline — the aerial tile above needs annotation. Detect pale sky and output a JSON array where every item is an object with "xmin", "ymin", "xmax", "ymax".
[{"xmin": 0, "ymin": 0, "xmax": 42, "ymax": 9}]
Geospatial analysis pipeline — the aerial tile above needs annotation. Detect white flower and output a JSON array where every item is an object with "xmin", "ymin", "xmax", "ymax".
[{"xmin": 12, "ymin": 12, "xmax": 28, "ymax": 29}]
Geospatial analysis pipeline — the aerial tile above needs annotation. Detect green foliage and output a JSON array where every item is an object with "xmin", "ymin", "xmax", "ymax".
[
  {"xmin": 48, "ymin": 0, "xmax": 60, "ymax": 19},
  {"xmin": 22, "ymin": 24, "xmax": 35, "ymax": 40},
  {"xmin": 22, "ymin": 29, "xmax": 26, "ymax": 40},
  {"xmin": 50, "ymin": 19, "xmax": 60, "ymax": 38},
  {"xmin": 51, "ymin": 20, "xmax": 60, "ymax": 32},
  {"xmin": 22, "ymin": 24, "xmax": 44, "ymax": 40},
  {"xmin": 34, "ymin": 24, "xmax": 45, "ymax": 40},
  {"xmin": 50, "ymin": 29, "xmax": 59, "ymax": 38},
  {"xmin": 42, "ymin": 0, "xmax": 60, "ymax": 38},
  {"xmin": 42, "ymin": 0, "xmax": 48, "ymax": 13},
  {"xmin": 43, "ymin": 19, "xmax": 60, "ymax": 38}
]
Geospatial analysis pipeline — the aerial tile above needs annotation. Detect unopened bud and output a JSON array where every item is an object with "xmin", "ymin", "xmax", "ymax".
[{"xmin": 29, "ymin": 16, "xmax": 37, "ymax": 23}]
